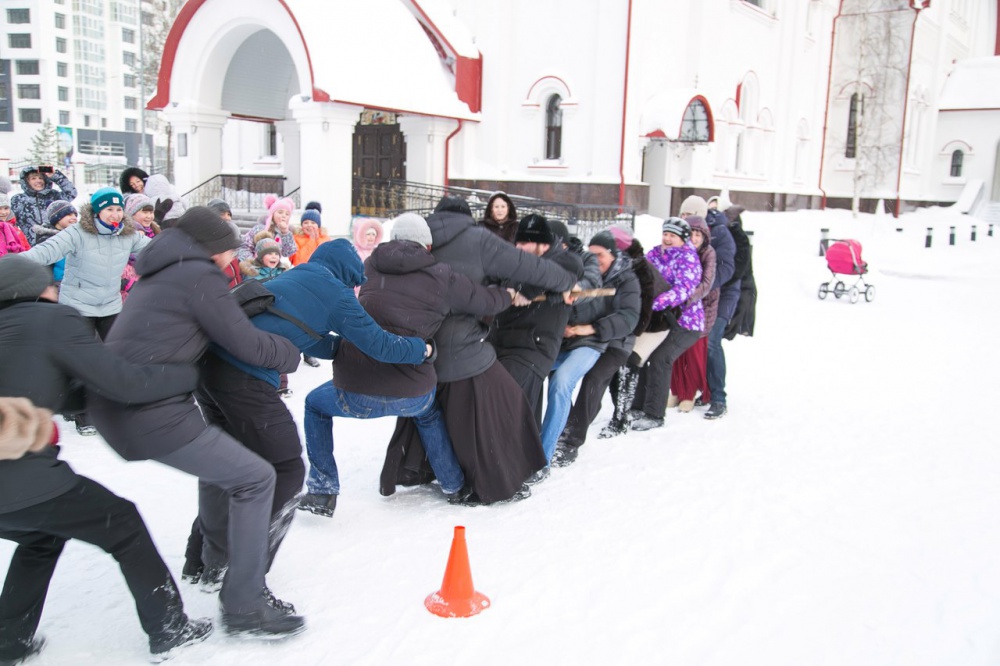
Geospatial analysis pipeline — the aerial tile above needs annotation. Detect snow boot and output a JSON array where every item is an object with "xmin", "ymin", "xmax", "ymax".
[
  {"xmin": 149, "ymin": 618, "xmax": 213, "ymax": 662},
  {"xmin": 631, "ymin": 414, "xmax": 664, "ymax": 431},
  {"xmin": 525, "ymin": 466, "xmax": 550, "ymax": 485},
  {"xmin": 704, "ymin": 402, "xmax": 727, "ymax": 420},
  {"xmin": 298, "ymin": 493, "xmax": 337, "ymax": 517},
  {"xmin": 678, "ymin": 399, "xmax": 695, "ymax": 412},
  {"xmin": 302, "ymin": 354, "xmax": 321, "ymax": 368},
  {"xmin": 667, "ymin": 392, "xmax": 679, "ymax": 409},
  {"xmin": 221, "ymin": 601, "xmax": 305, "ymax": 639},
  {"xmin": 551, "ymin": 443, "xmax": 580, "ymax": 468},
  {"xmin": 0, "ymin": 637, "xmax": 45, "ymax": 666},
  {"xmin": 263, "ymin": 586, "xmax": 296, "ymax": 615},
  {"xmin": 198, "ymin": 566, "xmax": 226, "ymax": 594}
]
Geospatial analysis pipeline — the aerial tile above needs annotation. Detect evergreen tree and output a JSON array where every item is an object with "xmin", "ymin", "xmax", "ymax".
[{"xmin": 27, "ymin": 119, "xmax": 58, "ymax": 166}]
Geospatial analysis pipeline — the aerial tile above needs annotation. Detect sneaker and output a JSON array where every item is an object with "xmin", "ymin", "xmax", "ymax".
[
  {"xmin": 277, "ymin": 388, "xmax": 293, "ymax": 398},
  {"xmin": 525, "ymin": 466, "xmax": 550, "ymax": 486},
  {"xmin": 666, "ymin": 393, "xmax": 679, "ymax": 409},
  {"xmin": 597, "ymin": 419, "xmax": 628, "ymax": 439},
  {"xmin": 0, "ymin": 637, "xmax": 45, "ymax": 666},
  {"xmin": 551, "ymin": 444, "xmax": 579, "ymax": 468},
  {"xmin": 221, "ymin": 604, "xmax": 305, "ymax": 639},
  {"xmin": 75, "ymin": 423, "xmax": 97, "ymax": 436},
  {"xmin": 181, "ymin": 559, "xmax": 204, "ymax": 585},
  {"xmin": 704, "ymin": 403, "xmax": 727, "ymax": 420},
  {"xmin": 631, "ymin": 415, "xmax": 664, "ymax": 431},
  {"xmin": 263, "ymin": 586, "xmax": 296, "ymax": 615},
  {"xmin": 297, "ymin": 493, "xmax": 336, "ymax": 517},
  {"xmin": 302, "ymin": 355, "xmax": 321, "ymax": 368},
  {"xmin": 678, "ymin": 400, "xmax": 695, "ymax": 413},
  {"xmin": 198, "ymin": 566, "xmax": 226, "ymax": 594},
  {"xmin": 149, "ymin": 618, "xmax": 212, "ymax": 662}
]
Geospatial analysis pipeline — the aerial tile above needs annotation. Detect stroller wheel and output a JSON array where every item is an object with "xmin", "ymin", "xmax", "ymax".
[
  {"xmin": 849, "ymin": 286, "xmax": 860, "ymax": 303},
  {"xmin": 865, "ymin": 284, "xmax": 876, "ymax": 302},
  {"xmin": 833, "ymin": 281, "xmax": 845, "ymax": 298},
  {"xmin": 818, "ymin": 283, "xmax": 829, "ymax": 300}
]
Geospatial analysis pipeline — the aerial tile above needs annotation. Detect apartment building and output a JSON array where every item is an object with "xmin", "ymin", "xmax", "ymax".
[{"xmin": 1, "ymin": 0, "xmax": 153, "ymax": 189}]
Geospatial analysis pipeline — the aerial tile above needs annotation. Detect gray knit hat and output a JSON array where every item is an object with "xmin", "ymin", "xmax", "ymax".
[
  {"xmin": 0, "ymin": 255, "xmax": 53, "ymax": 302},
  {"xmin": 0, "ymin": 193, "xmax": 9, "ymax": 209},
  {"xmin": 390, "ymin": 213, "xmax": 432, "ymax": 247}
]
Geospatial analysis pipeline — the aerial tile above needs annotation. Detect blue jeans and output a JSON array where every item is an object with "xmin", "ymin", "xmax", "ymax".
[
  {"xmin": 706, "ymin": 317, "xmax": 729, "ymax": 406},
  {"xmin": 540, "ymin": 347, "xmax": 601, "ymax": 462},
  {"xmin": 304, "ymin": 383, "xmax": 464, "ymax": 495}
]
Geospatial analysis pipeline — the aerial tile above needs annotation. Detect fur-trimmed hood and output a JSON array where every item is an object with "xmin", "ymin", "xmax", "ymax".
[{"xmin": 77, "ymin": 202, "xmax": 139, "ymax": 237}]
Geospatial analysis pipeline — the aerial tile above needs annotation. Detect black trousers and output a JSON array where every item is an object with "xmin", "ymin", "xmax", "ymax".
[
  {"xmin": 636, "ymin": 327, "xmax": 701, "ymax": 419},
  {"xmin": 191, "ymin": 353, "xmax": 304, "ymax": 571},
  {"xmin": 0, "ymin": 477, "xmax": 184, "ymax": 659},
  {"xmin": 562, "ymin": 347, "xmax": 630, "ymax": 448},
  {"xmin": 72, "ymin": 314, "xmax": 118, "ymax": 429}
]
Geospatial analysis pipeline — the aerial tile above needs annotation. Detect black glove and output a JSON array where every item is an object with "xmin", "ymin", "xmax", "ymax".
[{"xmin": 153, "ymin": 198, "xmax": 174, "ymax": 225}]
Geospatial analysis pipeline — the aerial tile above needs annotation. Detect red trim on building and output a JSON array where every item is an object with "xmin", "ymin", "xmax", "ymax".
[
  {"xmin": 404, "ymin": 0, "xmax": 483, "ymax": 114},
  {"xmin": 149, "ymin": 0, "xmax": 341, "ymax": 111}
]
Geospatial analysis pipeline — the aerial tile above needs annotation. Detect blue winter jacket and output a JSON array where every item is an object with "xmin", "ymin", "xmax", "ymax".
[{"xmin": 218, "ymin": 238, "xmax": 426, "ymax": 386}]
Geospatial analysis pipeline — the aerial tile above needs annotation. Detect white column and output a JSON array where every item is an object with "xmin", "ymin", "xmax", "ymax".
[
  {"xmin": 160, "ymin": 104, "xmax": 230, "ymax": 193},
  {"xmin": 291, "ymin": 100, "xmax": 362, "ymax": 237},
  {"xmin": 398, "ymin": 116, "xmax": 458, "ymax": 186},
  {"xmin": 275, "ymin": 119, "xmax": 301, "ymax": 197}
]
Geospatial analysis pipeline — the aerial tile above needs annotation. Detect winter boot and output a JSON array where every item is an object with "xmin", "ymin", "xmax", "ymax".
[
  {"xmin": 666, "ymin": 392, "xmax": 679, "ymax": 409},
  {"xmin": 149, "ymin": 618, "xmax": 213, "ymax": 662},
  {"xmin": 302, "ymin": 354, "xmax": 321, "ymax": 368},
  {"xmin": 181, "ymin": 559, "xmax": 204, "ymax": 584},
  {"xmin": 0, "ymin": 637, "xmax": 45, "ymax": 666},
  {"xmin": 704, "ymin": 402, "xmax": 727, "ymax": 420},
  {"xmin": 551, "ymin": 443, "xmax": 580, "ymax": 468},
  {"xmin": 631, "ymin": 414, "xmax": 664, "ymax": 431},
  {"xmin": 678, "ymin": 399, "xmax": 695, "ymax": 413},
  {"xmin": 525, "ymin": 466, "xmax": 550, "ymax": 485},
  {"xmin": 263, "ymin": 586, "xmax": 296, "ymax": 615},
  {"xmin": 198, "ymin": 566, "xmax": 226, "ymax": 594},
  {"xmin": 600, "ymin": 366, "xmax": 640, "ymax": 439},
  {"xmin": 221, "ymin": 599, "xmax": 305, "ymax": 639},
  {"xmin": 297, "ymin": 493, "xmax": 337, "ymax": 518}
]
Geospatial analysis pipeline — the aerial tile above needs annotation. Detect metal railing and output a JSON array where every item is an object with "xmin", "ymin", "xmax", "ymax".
[
  {"xmin": 182, "ymin": 174, "xmax": 289, "ymax": 213},
  {"xmin": 352, "ymin": 177, "xmax": 635, "ymax": 243}
]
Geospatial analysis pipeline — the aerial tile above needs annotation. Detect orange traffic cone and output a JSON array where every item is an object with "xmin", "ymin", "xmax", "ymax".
[{"xmin": 425, "ymin": 526, "xmax": 490, "ymax": 618}]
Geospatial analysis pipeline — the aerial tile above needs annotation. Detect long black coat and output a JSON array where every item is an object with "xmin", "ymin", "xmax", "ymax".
[
  {"xmin": 0, "ymin": 298, "xmax": 198, "ymax": 513},
  {"xmin": 89, "ymin": 228, "xmax": 300, "ymax": 461},
  {"xmin": 335, "ymin": 239, "xmax": 512, "ymax": 398},
  {"xmin": 427, "ymin": 209, "xmax": 578, "ymax": 382},
  {"xmin": 490, "ymin": 244, "xmax": 583, "ymax": 379}
]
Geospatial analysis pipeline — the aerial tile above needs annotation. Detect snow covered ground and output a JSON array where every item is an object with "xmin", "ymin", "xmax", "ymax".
[{"xmin": 4, "ymin": 206, "xmax": 1000, "ymax": 666}]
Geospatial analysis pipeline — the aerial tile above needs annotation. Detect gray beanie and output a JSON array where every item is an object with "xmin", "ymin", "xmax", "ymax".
[
  {"xmin": 0, "ymin": 193, "xmax": 9, "ymax": 209},
  {"xmin": 390, "ymin": 213, "xmax": 432, "ymax": 247},
  {"xmin": 0, "ymin": 255, "xmax": 53, "ymax": 302},
  {"xmin": 0, "ymin": 176, "xmax": 11, "ymax": 195},
  {"xmin": 206, "ymin": 198, "xmax": 232, "ymax": 217}
]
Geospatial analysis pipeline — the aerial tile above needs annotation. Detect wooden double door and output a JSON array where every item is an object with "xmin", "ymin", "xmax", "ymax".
[{"xmin": 352, "ymin": 120, "xmax": 406, "ymax": 214}]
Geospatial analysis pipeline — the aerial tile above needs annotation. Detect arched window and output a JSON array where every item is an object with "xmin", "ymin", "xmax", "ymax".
[
  {"xmin": 679, "ymin": 99, "xmax": 711, "ymax": 142},
  {"xmin": 846, "ymin": 93, "xmax": 861, "ymax": 159},
  {"xmin": 545, "ymin": 94, "xmax": 563, "ymax": 160},
  {"xmin": 950, "ymin": 149, "xmax": 964, "ymax": 177}
]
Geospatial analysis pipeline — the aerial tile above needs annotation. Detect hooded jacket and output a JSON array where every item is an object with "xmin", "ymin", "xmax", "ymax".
[
  {"xmin": 9, "ymin": 167, "xmax": 78, "ymax": 245},
  {"xmin": 563, "ymin": 253, "xmax": 641, "ymax": 354},
  {"xmin": 18, "ymin": 202, "xmax": 150, "ymax": 317},
  {"xmin": 491, "ymin": 243, "xmax": 584, "ymax": 378},
  {"xmin": 624, "ymin": 239, "xmax": 669, "ymax": 336},
  {"xmin": 88, "ymin": 228, "xmax": 300, "ymax": 460},
  {"xmin": 426, "ymin": 208, "xmax": 578, "ymax": 382},
  {"xmin": 219, "ymin": 239, "xmax": 429, "ymax": 388},
  {"xmin": 683, "ymin": 216, "xmax": 719, "ymax": 338},
  {"xmin": 0, "ymin": 297, "xmax": 197, "ymax": 513},
  {"xmin": 351, "ymin": 218, "xmax": 384, "ymax": 264},
  {"xmin": 335, "ymin": 239, "xmax": 512, "ymax": 397},
  {"xmin": 647, "ymin": 241, "xmax": 705, "ymax": 333}
]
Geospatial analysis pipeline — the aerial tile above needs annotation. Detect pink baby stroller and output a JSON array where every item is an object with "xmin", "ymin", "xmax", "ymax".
[{"xmin": 818, "ymin": 239, "xmax": 875, "ymax": 303}]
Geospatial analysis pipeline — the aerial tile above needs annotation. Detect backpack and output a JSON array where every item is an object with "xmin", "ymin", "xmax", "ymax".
[{"xmin": 229, "ymin": 278, "xmax": 323, "ymax": 340}]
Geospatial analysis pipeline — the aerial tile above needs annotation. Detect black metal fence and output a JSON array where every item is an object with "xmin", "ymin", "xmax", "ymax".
[
  {"xmin": 352, "ymin": 177, "xmax": 635, "ymax": 243},
  {"xmin": 182, "ymin": 174, "xmax": 298, "ymax": 212}
]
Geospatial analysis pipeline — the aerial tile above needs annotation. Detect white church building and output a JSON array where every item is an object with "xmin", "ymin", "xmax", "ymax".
[{"xmin": 146, "ymin": 0, "xmax": 1000, "ymax": 233}]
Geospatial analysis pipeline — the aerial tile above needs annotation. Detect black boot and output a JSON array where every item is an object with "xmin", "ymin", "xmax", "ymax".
[
  {"xmin": 599, "ymin": 366, "xmax": 639, "ymax": 439},
  {"xmin": 297, "ymin": 493, "xmax": 337, "ymax": 518},
  {"xmin": 149, "ymin": 618, "xmax": 213, "ymax": 662}
]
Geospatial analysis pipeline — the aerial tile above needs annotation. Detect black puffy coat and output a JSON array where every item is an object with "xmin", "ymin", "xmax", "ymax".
[
  {"xmin": 89, "ymin": 228, "xmax": 299, "ymax": 461},
  {"xmin": 427, "ymin": 209, "xmax": 578, "ymax": 382},
  {"xmin": 0, "ymin": 298, "xmax": 198, "ymax": 512},
  {"xmin": 336, "ymin": 240, "xmax": 512, "ymax": 398},
  {"xmin": 564, "ymin": 253, "xmax": 641, "ymax": 354},
  {"xmin": 491, "ymin": 244, "xmax": 584, "ymax": 379}
]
